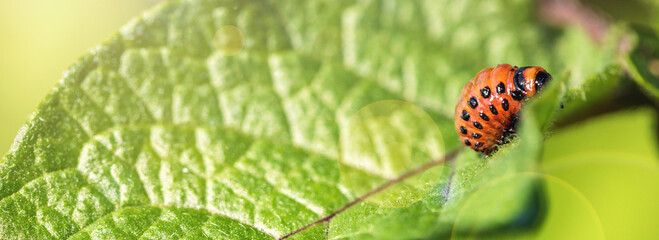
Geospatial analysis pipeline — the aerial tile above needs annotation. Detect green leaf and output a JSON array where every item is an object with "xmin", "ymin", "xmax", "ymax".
[
  {"xmin": 554, "ymin": 26, "xmax": 624, "ymax": 121},
  {"xmin": 625, "ymin": 25, "xmax": 659, "ymax": 100},
  {"xmin": 0, "ymin": 0, "xmax": 625, "ymax": 239}
]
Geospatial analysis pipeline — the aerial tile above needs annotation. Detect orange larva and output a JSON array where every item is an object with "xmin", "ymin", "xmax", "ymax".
[{"xmin": 454, "ymin": 64, "xmax": 552, "ymax": 154}]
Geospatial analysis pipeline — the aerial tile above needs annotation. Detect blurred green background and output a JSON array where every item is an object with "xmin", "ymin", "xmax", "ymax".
[
  {"xmin": 0, "ymin": 0, "xmax": 162, "ymax": 154},
  {"xmin": 0, "ymin": 0, "xmax": 657, "ymax": 239}
]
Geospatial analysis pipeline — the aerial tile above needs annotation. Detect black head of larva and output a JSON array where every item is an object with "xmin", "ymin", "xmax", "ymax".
[
  {"xmin": 535, "ymin": 71, "xmax": 552, "ymax": 91},
  {"xmin": 515, "ymin": 67, "xmax": 552, "ymax": 96}
]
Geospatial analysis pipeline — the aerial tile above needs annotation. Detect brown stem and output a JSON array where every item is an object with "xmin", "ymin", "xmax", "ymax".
[{"xmin": 539, "ymin": 0, "xmax": 610, "ymax": 44}]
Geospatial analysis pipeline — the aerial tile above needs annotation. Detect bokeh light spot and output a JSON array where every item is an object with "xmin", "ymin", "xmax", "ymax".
[{"xmin": 214, "ymin": 25, "xmax": 244, "ymax": 56}]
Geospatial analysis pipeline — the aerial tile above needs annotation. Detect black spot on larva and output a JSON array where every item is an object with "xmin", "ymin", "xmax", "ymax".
[
  {"xmin": 468, "ymin": 97, "xmax": 478, "ymax": 109},
  {"xmin": 480, "ymin": 87, "xmax": 491, "ymax": 98},
  {"xmin": 502, "ymin": 99, "xmax": 509, "ymax": 111},
  {"xmin": 472, "ymin": 132, "xmax": 482, "ymax": 139},
  {"xmin": 510, "ymin": 113, "xmax": 518, "ymax": 122},
  {"xmin": 464, "ymin": 139, "xmax": 471, "ymax": 146},
  {"xmin": 489, "ymin": 105, "xmax": 498, "ymax": 115},
  {"xmin": 460, "ymin": 126, "xmax": 467, "ymax": 134},
  {"xmin": 510, "ymin": 90, "xmax": 525, "ymax": 101},
  {"xmin": 509, "ymin": 114, "xmax": 519, "ymax": 130},
  {"xmin": 496, "ymin": 82, "xmax": 505, "ymax": 94},
  {"xmin": 560, "ymin": 103, "xmax": 565, "ymax": 109},
  {"xmin": 461, "ymin": 110, "xmax": 470, "ymax": 121},
  {"xmin": 474, "ymin": 142, "xmax": 484, "ymax": 148},
  {"xmin": 479, "ymin": 112, "xmax": 489, "ymax": 121},
  {"xmin": 473, "ymin": 121, "xmax": 483, "ymax": 129}
]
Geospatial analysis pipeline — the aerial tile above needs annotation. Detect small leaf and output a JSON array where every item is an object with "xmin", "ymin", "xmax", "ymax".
[{"xmin": 625, "ymin": 25, "xmax": 659, "ymax": 100}]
